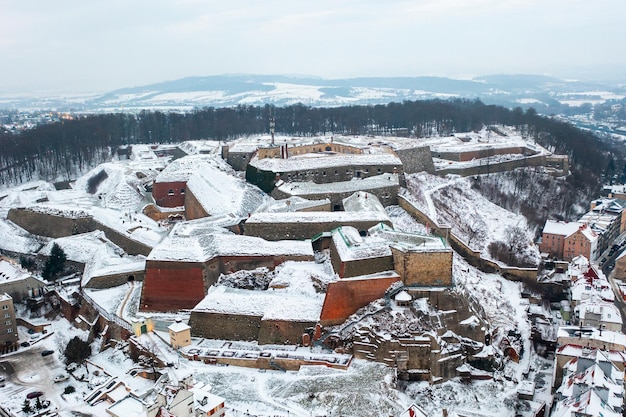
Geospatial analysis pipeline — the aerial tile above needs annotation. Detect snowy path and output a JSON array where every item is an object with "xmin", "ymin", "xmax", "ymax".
[
  {"xmin": 116, "ymin": 281, "xmax": 134, "ymax": 317},
  {"xmin": 254, "ymin": 375, "xmax": 310, "ymax": 417},
  {"xmin": 422, "ymin": 175, "xmax": 464, "ymax": 223}
]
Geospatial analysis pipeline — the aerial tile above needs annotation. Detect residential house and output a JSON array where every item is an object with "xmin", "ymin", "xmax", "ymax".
[
  {"xmin": 0, "ymin": 257, "xmax": 47, "ymax": 302},
  {"xmin": 168, "ymin": 320, "xmax": 191, "ymax": 349},
  {"xmin": 0, "ymin": 293, "xmax": 18, "ymax": 352},
  {"xmin": 553, "ymin": 348, "xmax": 624, "ymax": 416},
  {"xmin": 539, "ymin": 221, "xmax": 598, "ymax": 261},
  {"xmin": 579, "ymin": 197, "xmax": 626, "ymax": 255},
  {"xmin": 573, "ymin": 296, "xmax": 623, "ymax": 332}
]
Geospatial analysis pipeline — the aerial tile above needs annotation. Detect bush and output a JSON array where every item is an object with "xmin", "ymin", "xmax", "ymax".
[
  {"xmin": 63, "ymin": 385, "xmax": 76, "ymax": 395},
  {"xmin": 64, "ymin": 336, "xmax": 91, "ymax": 364},
  {"xmin": 42, "ymin": 243, "xmax": 67, "ymax": 281}
]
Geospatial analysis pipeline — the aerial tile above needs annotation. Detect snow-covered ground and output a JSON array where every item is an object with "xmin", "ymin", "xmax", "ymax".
[{"xmin": 0, "ymin": 136, "xmax": 554, "ymax": 416}]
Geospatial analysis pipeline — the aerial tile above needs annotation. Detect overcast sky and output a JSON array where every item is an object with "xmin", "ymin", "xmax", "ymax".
[{"xmin": 1, "ymin": 0, "xmax": 625, "ymax": 93}]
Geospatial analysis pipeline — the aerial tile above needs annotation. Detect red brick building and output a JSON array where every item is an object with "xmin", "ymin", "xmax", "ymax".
[
  {"xmin": 152, "ymin": 155, "xmax": 235, "ymax": 208},
  {"xmin": 539, "ymin": 220, "xmax": 598, "ymax": 261},
  {"xmin": 140, "ymin": 220, "xmax": 314, "ymax": 312}
]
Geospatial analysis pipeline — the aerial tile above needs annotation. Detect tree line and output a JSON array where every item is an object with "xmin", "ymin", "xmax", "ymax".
[{"xmin": 0, "ymin": 99, "xmax": 619, "ymax": 188}]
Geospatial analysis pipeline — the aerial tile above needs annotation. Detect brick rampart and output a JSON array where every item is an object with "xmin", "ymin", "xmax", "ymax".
[
  {"xmin": 435, "ymin": 154, "xmax": 547, "ymax": 177},
  {"xmin": 320, "ymin": 275, "xmax": 401, "ymax": 326},
  {"xmin": 152, "ymin": 181, "xmax": 186, "ymax": 208},
  {"xmin": 8, "ymin": 208, "xmax": 95, "ymax": 238},
  {"xmin": 184, "ymin": 187, "xmax": 208, "ymax": 220},
  {"xmin": 6, "ymin": 208, "xmax": 153, "ymax": 256},
  {"xmin": 85, "ymin": 270, "xmax": 145, "ymax": 289},
  {"xmin": 271, "ymin": 183, "xmax": 399, "ymax": 210},
  {"xmin": 141, "ymin": 261, "xmax": 206, "ymax": 312},
  {"xmin": 258, "ymin": 319, "xmax": 317, "ymax": 345},
  {"xmin": 395, "ymin": 146, "xmax": 435, "ymax": 174},
  {"xmin": 245, "ymin": 218, "xmax": 393, "ymax": 241},
  {"xmin": 391, "ymin": 248, "xmax": 453, "ymax": 286},
  {"xmin": 189, "ymin": 311, "xmax": 262, "ymax": 341}
]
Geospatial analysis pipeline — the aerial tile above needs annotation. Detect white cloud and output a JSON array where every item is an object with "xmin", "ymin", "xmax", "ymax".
[{"xmin": 0, "ymin": 0, "xmax": 625, "ymax": 93}]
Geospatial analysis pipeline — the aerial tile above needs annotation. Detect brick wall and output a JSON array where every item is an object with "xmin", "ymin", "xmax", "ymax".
[
  {"xmin": 329, "ymin": 238, "xmax": 394, "ymax": 278},
  {"xmin": 391, "ymin": 248, "xmax": 453, "ymax": 286},
  {"xmin": 141, "ymin": 261, "xmax": 207, "ymax": 311},
  {"xmin": 258, "ymin": 319, "xmax": 317, "ymax": 345},
  {"xmin": 184, "ymin": 187, "xmax": 208, "ymax": 220},
  {"xmin": 244, "ymin": 218, "xmax": 393, "ymax": 241},
  {"xmin": 8, "ymin": 208, "xmax": 96, "ymax": 238},
  {"xmin": 85, "ymin": 270, "xmax": 145, "ymax": 289},
  {"xmin": 435, "ymin": 154, "xmax": 547, "ymax": 177},
  {"xmin": 433, "ymin": 146, "xmax": 531, "ymax": 162},
  {"xmin": 271, "ymin": 183, "xmax": 399, "ymax": 210},
  {"xmin": 7, "ymin": 208, "xmax": 153, "ymax": 256},
  {"xmin": 189, "ymin": 311, "xmax": 262, "ymax": 341},
  {"xmin": 152, "ymin": 181, "xmax": 187, "ymax": 208},
  {"xmin": 320, "ymin": 275, "xmax": 401, "ymax": 325},
  {"xmin": 226, "ymin": 150, "xmax": 255, "ymax": 171},
  {"xmin": 395, "ymin": 146, "xmax": 435, "ymax": 174}
]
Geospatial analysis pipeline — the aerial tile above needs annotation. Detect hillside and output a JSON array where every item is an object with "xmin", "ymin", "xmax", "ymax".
[
  {"xmin": 1, "ymin": 73, "xmax": 624, "ymax": 112},
  {"xmin": 404, "ymin": 172, "xmax": 541, "ymax": 267}
]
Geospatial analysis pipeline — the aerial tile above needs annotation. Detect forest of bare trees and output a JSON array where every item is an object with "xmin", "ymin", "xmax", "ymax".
[{"xmin": 0, "ymin": 99, "xmax": 619, "ymax": 193}]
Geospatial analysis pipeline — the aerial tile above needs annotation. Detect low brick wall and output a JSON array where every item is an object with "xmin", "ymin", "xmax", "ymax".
[{"xmin": 320, "ymin": 275, "xmax": 401, "ymax": 326}]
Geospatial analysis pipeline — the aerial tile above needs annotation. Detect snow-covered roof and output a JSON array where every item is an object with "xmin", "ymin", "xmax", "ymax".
[
  {"xmin": 90, "ymin": 207, "xmax": 163, "ymax": 248},
  {"xmin": 39, "ymin": 230, "xmax": 123, "ymax": 264},
  {"xmin": 192, "ymin": 284, "xmax": 323, "ymax": 322},
  {"xmin": 148, "ymin": 222, "xmax": 313, "ymax": 263},
  {"xmin": 570, "ymin": 276, "xmax": 615, "ymax": 303},
  {"xmin": 178, "ymin": 140, "xmax": 221, "ymax": 155},
  {"xmin": 332, "ymin": 226, "xmax": 392, "ymax": 261},
  {"xmin": 575, "ymin": 298, "xmax": 623, "ymax": 324},
  {"xmin": 0, "ymin": 257, "xmax": 32, "ymax": 283},
  {"xmin": 168, "ymin": 321, "xmax": 191, "ymax": 333},
  {"xmin": 107, "ymin": 395, "xmax": 147, "ymax": 417},
  {"xmin": 250, "ymin": 152, "xmax": 402, "ymax": 172},
  {"xmin": 276, "ymin": 173, "xmax": 399, "ymax": 196},
  {"xmin": 556, "ymin": 344, "xmax": 626, "ymax": 365},
  {"xmin": 190, "ymin": 388, "xmax": 224, "ymax": 413},
  {"xmin": 369, "ymin": 224, "xmax": 449, "ymax": 252},
  {"xmin": 343, "ymin": 191, "xmax": 387, "ymax": 213},
  {"xmin": 557, "ymin": 326, "xmax": 626, "ymax": 348},
  {"xmin": 254, "ymin": 196, "xmax": 331, "ymax": 213},
  {"xmin": 186, "ymin": 166, "xmax": 268, "ymax": 218},
  {"xmin": 552, "ymin": 386, "xmax": 621, "ymax": 417},
  {"xmin": 246, "ymin": 211, "xmax": 391, "ymax": 225},
  {"xmin": 394, "ymin": 290, "xmax": 412, "ymax": 302},
  {"xmin": 558, "ymin": 362, "xmax": 624, "ymax": 407},
  {"xmin": 154, "ymin": 154, "xmax": 232, "ymax": 183},
  {"xmin": 542, "ymin": 220, "xmax": 584, "ymax": 238}
]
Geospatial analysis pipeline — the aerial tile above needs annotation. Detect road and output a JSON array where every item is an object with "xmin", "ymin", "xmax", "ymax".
[{"xmin": 0, "ymin": 344, "xmax": 67, "ymax": 414}]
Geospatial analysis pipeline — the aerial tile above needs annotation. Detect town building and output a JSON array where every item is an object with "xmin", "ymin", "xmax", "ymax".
[
  {"xmin": 0, "ymin": 293, "xmax": 18, "ymax": 352},
  {"xmin": 539, "ymin": 220, "xmax": 598, "ymax": 261},
  {"xmin": 168, "ymin": 320, "xmax": 191, "ymax": 349},
  {"xmin": 579, "ymin": 197, "xmax": 626, "ymax": 257},
  {"xmin": 552, "ymin": 348, "xmax": 624, "ymax": 417},
  {"xmin": 0, "ymin": 257, "xmax": 47, "ymax": 302}
]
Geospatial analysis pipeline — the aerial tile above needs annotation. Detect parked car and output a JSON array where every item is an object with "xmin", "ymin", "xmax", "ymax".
[
  {"xmin": 26, "ymin": 391, "xmax": 44, "ymax": 399},
  {"xmin": 20, "ymin": 341, "xmax": 30, "ymax": 347},
  {"xmin": 53, "ymin": 374, "xmax": 69, "ymax": 383},
  {"xmin": 41, "ymin": 350, "xmax": 54, "ymax": 357}
]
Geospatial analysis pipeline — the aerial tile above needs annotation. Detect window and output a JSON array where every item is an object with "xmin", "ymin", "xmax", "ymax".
[
  {"xmin": 168, "ymin": 189, "xmax": 174, "ymax": 195},
  {"xmin": 5, "ymin": 320, "xmax": 10, "ymax": 326},
  {"xmin": 1, "ymin": 305, "xmax": 7, "ymax": 310},
  {"xmin": 3, "ymin": 313, "xmax": 9, "ymax": 318},
  {"xmin": 180, "ymin": 188, "xmax": 185, "ymax": 195},
  {"xmin": 6, "ymin": 328, "xmax": 12, "ymax": 333}
]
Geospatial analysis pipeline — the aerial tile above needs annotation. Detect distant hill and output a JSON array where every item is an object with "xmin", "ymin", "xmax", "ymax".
[{"xmin": 1, "ymin": 74, "xmax": 625, "ymax": 112}]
